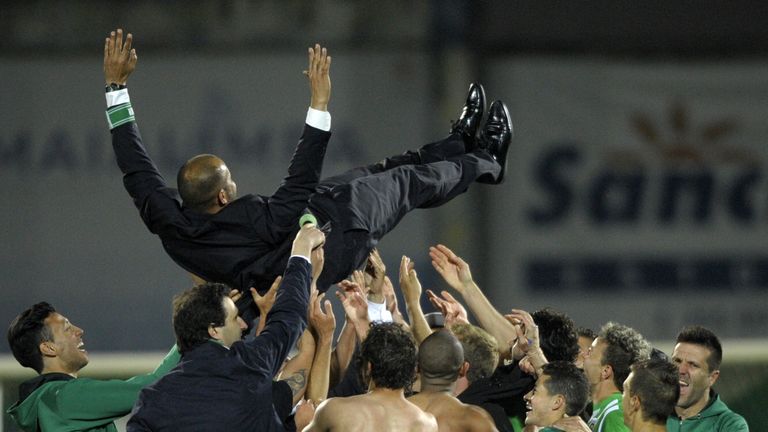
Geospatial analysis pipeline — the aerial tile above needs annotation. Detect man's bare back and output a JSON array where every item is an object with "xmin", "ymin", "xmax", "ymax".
[
  {"xmin": 409, "ymin": 391, "xmax": 498, "ymax": 432},
  {"xmin": 306, "ymin": 389, "xmax": 437, "ymax": 431}
]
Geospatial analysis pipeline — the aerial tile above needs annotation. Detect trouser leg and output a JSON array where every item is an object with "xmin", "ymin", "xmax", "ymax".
[
  {"xmin": 313, "ymin": 147, "xmax": 499, "ymax": 292},
  {"xmin": 318, "ymin": 134, "xmax": 465, "ymax": 188},
  {"xmin": 344, "ymin": 149, "xmax": 500, "ymax": 239}
]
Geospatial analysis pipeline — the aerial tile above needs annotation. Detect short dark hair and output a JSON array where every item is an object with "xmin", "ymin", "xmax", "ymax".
[
  {"xmin": 173, "ymin": 283, "xmax": 230, "ymax": 353},
  {"xmin": 577, "ymin": 327, "xmax": 597, "ymax": 340},
  {"xmin": 676, "ymin": 326, "xmax": 722, "ymax": 371},
  {"xmin": 418, "ymin": 330, "xmax": 464, "ymax": 383},
  {"xmin": 177, "ymin": 155, "xmax": 227, "ymax": 212},
  {"xmin": 8, "ymin": 302, "xmax": 56, "ymax": 373},
  {"xmin": 541, "ymin": 361, "xmax": 590, "ymax": 416},
  {"xmin": 599, "ymin": 322, "xmax": 651, "ymax": 391},
  {"xmin": 533, "ymin": 308, "xmax": 579, "ymax": 363},
  {"xmin": 359, "ymin": 322, "xmax": 417, "ymax": 390},
  {"xmin": 629, "ymin": 359, "xmax": 680, "ymax": 424},
  {"xmin": 451, "ymin": 323, "xmax": 499, "ymax": 383}
]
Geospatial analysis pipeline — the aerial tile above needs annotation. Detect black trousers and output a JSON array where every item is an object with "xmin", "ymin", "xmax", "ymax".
[{"xmin": 309, "ymin": 134, "xmax": 501, "ymax": 292}]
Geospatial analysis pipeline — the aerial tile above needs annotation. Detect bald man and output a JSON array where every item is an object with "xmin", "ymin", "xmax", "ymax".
[
  {"xmin": 104, "ymin": 29, "xmax": 511, "ymax": 321},
  {"xmin": 409, "ymin": 330, "xmax": 498, "ymax": 432}
]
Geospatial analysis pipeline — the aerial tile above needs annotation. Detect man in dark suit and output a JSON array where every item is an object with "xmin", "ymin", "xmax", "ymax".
[
  {"xmin": 104, "ymin": 29, "xmax": 512, "ymax": 319},
  {"xmin": 127, "ymin": 224, "xmax": 325, "ymax": 432}
]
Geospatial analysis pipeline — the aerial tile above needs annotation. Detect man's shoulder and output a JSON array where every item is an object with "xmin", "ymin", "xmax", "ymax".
[
  {"xmin": 431, "ymin": 395, "xmax": 491, "ymax": 421},
  {"xmin": 415, "ymin": 409, "xmax": 439, "ymax": 431},
  {"xmin": 462, "ymin": 402, "xmax": 495, "ymax": 422},
  {"xmin": 590, "ymin": 394, "xmax": 627, "ymax": 430},
  {"xmin": 443, "ymin": 402, "xmax": 497, "ymax": 432},
  {"xmin": 714, "ymin": 408, "xmax": 749, "ymax": 430},
  {"xmin": 707, "ymin": 395, "xmax": 749, "ymax": 430}
]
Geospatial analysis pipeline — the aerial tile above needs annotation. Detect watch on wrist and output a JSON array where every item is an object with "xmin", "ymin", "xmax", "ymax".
[{"xmin": 105, "ymin": 83, "xmax": 127, "ymax": 93}]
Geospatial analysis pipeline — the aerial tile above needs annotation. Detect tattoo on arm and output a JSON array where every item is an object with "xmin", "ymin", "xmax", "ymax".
[{"xmin": 282, "ymin": 368, "xmax": 308, "ymax": 397}]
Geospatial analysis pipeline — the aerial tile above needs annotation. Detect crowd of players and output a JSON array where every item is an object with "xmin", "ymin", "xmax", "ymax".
[
  {"xmin": 5, "ymin": 28, "xmax": 750, "ymax": 431},
  {"xmin": 7, "ymin": 240, "xmax": 749, "ymax": 431}
]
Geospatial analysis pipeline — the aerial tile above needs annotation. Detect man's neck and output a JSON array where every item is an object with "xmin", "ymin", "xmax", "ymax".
[
  {"xmin": 540, "ymin": 411, "xmax": 567, "ymax": 428},
  {"xmin": 453, "ymin": 377, "xmax": 470, "ymax": 396},
  {"xmin": 41, "ymin": 365, "xmax": 78, "ymax": 378},
  {"xmin": 419, "ymin": 379, "xmax": 457, "ymax": 394},
  {"xmin": 675, "ymin": 389, "xmax": 712, "ymax": 420},
  {"xmin": 370, "ymin": 386, "xmax": 407, "ymax": 400},
  {"xmin": 592, "ymin": 380, "xmax": 620, "ymax": 405}
]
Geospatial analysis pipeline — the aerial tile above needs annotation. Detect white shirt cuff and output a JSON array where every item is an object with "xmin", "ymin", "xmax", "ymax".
[
  {"xmin": 289, "ymin": 255, "xmax": 312, "ymax": 264},
  {"xmin": 306, "ymin": 107, "xmax": 331, "ymax": 131},
  {"xmin": 106, "ymin": 89, "xmax": 130, "ymax": 108}
]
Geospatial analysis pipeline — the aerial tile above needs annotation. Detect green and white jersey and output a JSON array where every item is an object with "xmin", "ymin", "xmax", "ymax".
[{"xmin": 588, "ymin": 392, "xmax": 629, "ymax": 432}]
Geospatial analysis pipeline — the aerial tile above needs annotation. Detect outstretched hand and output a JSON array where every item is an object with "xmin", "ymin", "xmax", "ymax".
[
  {"xmin": 399, "ymin": 255, "xmax": 423, "ymax": 303},
  {"xmin": 309, "ymin": 291, "xmax": 336, "ymax": 341},
  {"xmin": 429, "ymin": 244, "xmax": 473, "ymax": 294},
  {"xmin": 336, "ymin": 280, "xmax": 371, "ymax": 340},
  {"xmin": 251, "ymin": 276, "xmax": 281, "ymax": 316},
  {"xmin": 304, "ymin": 43, "xmax": 331, "ymax": 112},
  {"xmin": 103, "ymin": 28, "xmax": 137, "ymax": 85},
  {"xmin": 367, "ymin": 249, "xmax": 386, "ymax": 301},
  {"xmin": 336, "ymin": 280, "xmax": 369, "ymax": 325},
  {"xmin": 505, "ymin": 309, "xmax": 539, "ymax": 353},
  {"xmin": 427, "ymin": 289, "xmax": 469, "ymax": 328},
  {"xmin": 292, "ymin": 224, "xmax": 326, "ymax": 259}
]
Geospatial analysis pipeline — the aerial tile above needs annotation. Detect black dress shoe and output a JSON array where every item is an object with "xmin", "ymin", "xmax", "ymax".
[
  {"xmin": 450, "ymin": 83, "xmax": 486, "ymax": 151},
  {"xmin": 477, "ymin": 100, "xmax": 513, "ymax": 184}
]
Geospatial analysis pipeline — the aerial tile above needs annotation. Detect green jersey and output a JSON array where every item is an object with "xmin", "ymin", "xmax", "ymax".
[
  {"xmin": 667, "ymin": 391, "xmax": 748, "ymax": 431},
  {"xmin": 588, "ymin": 392, "xmax": 629, "ymax": 432},
  {"xmin": 7, "ymin": 345, "xmax": 179, "ymax": 432}
]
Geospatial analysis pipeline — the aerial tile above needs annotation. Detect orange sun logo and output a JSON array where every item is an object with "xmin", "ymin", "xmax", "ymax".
[{"xmin": 629, "ymin": 101, "xmax": 757, "ymax": 167}]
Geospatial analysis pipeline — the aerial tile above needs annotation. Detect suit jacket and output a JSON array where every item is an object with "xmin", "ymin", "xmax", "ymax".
[
  {"xmin": 112, "ymin": 121, "xmax": 330, "ymax": 294},
  {"xmin": 127, "ymin": 257, "xmax": 312, "ymax": 432}
]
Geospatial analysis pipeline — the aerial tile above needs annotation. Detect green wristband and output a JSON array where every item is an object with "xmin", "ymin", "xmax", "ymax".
[
  {"xmin": 299, "ymin": 213, "xmax": 317, "ymax": 227},
  {"xmin": 105, "ymin": 102, "xmax": 135, "ymax": 130}
]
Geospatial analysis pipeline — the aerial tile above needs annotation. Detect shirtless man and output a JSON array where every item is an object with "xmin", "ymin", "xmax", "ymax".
[
  {"xmin": 409, "ymin": 330, "xmax": 498, "ymax": 432},
  {"xmin": 303, "ymin": 322, "xmax": 437, "ymax": 431}
]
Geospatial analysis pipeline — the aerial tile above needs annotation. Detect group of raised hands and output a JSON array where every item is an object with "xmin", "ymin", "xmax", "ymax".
[{"xmin": 323, "ymin": 242, "xmax": 550, "ymax": 376}]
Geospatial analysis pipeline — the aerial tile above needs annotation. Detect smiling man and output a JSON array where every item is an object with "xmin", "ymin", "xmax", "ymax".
[
  {"xmin": 6, "ymin": 302, "xmax": 180, "ymax": 431},
  {"xmin": 666, "ymin": 326, "xmax": 748, "ymax": 431},
  {"xmin": 523, "ymin": 361, "xmax": 590, "ymax": 431}
]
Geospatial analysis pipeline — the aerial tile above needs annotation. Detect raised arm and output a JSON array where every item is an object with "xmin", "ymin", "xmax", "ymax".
[
  {"xmin": 399, "ymin": 255, "xmax": 432, "ymax": 344},
  {"xmin": 104, "ymin": 29, "xmax": 179, "ymax": 233},
  {"xmin": 306, "ymin": 292, "xmax": 336, "ymax": 403},
  {"xmin": 267, "ymin": 44, "xmax": 333, "ymax": 225},
  {"xmin": 51, "ymin": 345, "xmax": 179, "ymax": 422},
  {"xmin": 430, "ymin": 244, "xmax": 517, "ymax": 357},
  {"xmin": 383, "ymin": 275, "xmax": 409, "ymax": 330},
  {"xmin": 336, "ymin": 280, "xmax": 370, "ymax": 341},
  {"xmin": 278, "ymin": 328, "xmax": 315, "ymax": 405},
  {"xmin": 239, "ymin": 225, "xmax": 324, "ymax": 376},
  {"xmin": 250, "ymin": 276, "xmax": 281, "ymax": 336}
]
